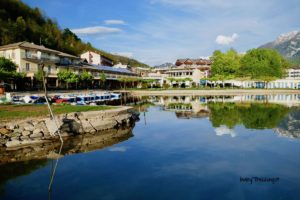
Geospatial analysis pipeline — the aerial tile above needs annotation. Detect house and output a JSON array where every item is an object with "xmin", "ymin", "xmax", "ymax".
[
  {"xmin": 0, "ymin": 41, "xmax": 138, "ymax": 90},
  {"xmin": 80, "ymin": 51, "xmax": 113, "ymax": 66},
  {"xmin": 0, "ymin": 41, "xmax": 75, "ymax": 89}
]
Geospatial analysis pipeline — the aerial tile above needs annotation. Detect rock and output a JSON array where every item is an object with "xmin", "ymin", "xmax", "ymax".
[
  {"xmin": 23, "ymin": 122, "xmax": 34, "ymax": 132},
  {"xmin": 22, "ymin": 130, "xmax": 31, "ymax": 136},
  {"xmin": 33, "ymin": 128, "xmax": 42, "ymax": 135},
  {"xmin": 13, "ymin": 129, "xmax": 22, "ymax": 134},
  {"xmin": 9, "ymin": 132, "xmax": 21, "ymax": 138},
  {"xmin": 0, "ymin": 138, "xmax": 6, "ymax": 145},
  {"xmin": 5, "ymin": 140, "xmax": 21, "ymax": 147},
  {"xmin": 20, "ymin": 135, "xmax": 30, "ymax": 141},
  {"xmin": 30, "ymin": 132, "xmax": 43, "ymax": 138},
  {"xmin": 0, "ymin": 128, "xmax": 10, "ymax": 135}
]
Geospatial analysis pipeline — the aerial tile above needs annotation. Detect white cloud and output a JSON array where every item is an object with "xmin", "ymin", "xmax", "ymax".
[
  {"xmin": 108, "ymin": 146, "xmax": 128, "ymax": 152},
  {"xmin": 215, "ymin": 126, "xmax": 237, "ymax": 137},
  {"xmin": 215, "ymin": 33, "xmax": 239, "ymax": 45},
  {"xmin": 112, "ymin": 52, "xmax": 134, "ymax": 58},
  {"xmin": 104, "ymin": 20, "xmax": 126, "ymax": 25},
  {"xmin": 71, "ymin": 26, "xmax": 122, "ymax": 36}
]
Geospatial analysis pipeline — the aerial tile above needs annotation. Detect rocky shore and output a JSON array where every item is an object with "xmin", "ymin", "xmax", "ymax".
[{"xmin": 0, "ymin": 106, "xmax": 139, "ymax": 148}]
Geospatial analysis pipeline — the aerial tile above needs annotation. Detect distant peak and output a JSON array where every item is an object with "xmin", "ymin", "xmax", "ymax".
[{"xmin": 275, "ymin": 30, "xmax": 300, "ymax": 45}]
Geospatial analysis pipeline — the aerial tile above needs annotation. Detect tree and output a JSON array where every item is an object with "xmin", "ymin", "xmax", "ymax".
[
  {"xmin": 210, "ymin": 49, "xmax": 241, "ymax": 80},
  {"xmin": 0, "ymin": 0, "xmax": 150, "ymax": 68},
  {"xmin": 100, "ymin": 73, "xmax": 106, "ymax": 89},
  {"xmin": 57, "ymin": 69, "xmax": 79, "ymax": 89},
  {"xmin": 239, "ymin": 48, "xmax": 288, "ymax": 80},
  {"xmin": 0, "ymin": 57, "xmax": 17, "ymax": 72},
  {"xmin": 80, "ymin": 71, "xmax": 93, "ymax": 89},
  {"xmin": 208, "ymin": 102, "xmax": 289, "ymax": 129},
  {"xmin": 34, "ymin": 69, "xmax": 44, "ymax": 90}
]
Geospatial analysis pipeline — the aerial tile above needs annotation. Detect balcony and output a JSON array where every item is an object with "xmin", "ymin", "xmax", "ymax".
[{"xmin": 21, "ymin": 52, "xmax": 60, "ymax": 63}]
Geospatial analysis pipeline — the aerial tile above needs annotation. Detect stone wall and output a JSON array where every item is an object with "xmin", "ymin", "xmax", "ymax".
[{"xmin": 0, "ymin": 106, "xmax": 139, "ymax": 148}]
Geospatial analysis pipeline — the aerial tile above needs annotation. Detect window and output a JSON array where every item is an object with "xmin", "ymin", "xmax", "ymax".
[
  {"xmin": 48, "ymin": 66, "xmax": 51, "ymax": 73},
  {"xmin": 12, "ymin": 52, "xmax": 15, "ymax": 59},
  {"xmin": 26, "ymin": 63, "xmax": 30, "ymax": 71}
]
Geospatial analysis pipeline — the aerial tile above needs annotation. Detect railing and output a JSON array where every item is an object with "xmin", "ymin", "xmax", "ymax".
[{"xmin": 21, "ymin": 52, "xmax": 60, "ymax": 63}]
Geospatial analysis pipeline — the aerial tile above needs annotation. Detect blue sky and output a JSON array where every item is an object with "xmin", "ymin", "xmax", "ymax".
[{"xmin": 23, "ymin": 0, "xmax": 300, "ymax": 66}]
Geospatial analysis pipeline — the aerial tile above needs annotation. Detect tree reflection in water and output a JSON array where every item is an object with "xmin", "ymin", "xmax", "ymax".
[{"xmin": 208, "ymin": 102, "xmax": 290, "ymax": 129}]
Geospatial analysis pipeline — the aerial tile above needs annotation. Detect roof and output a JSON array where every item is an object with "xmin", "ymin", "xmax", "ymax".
[
  {"xmin": 175, "ymin": 58, "xmax": 212, "ymax": 66},
  {"xmin": 57, "ymin": 52, "xmax": 79, "ymax": 59},
  {"xmin": 0, "ymin": 41, "xmax": 60, "ymax": 54},
  {"xmin": 95, "ymin": 65, "xmax": 136, "ymax": 75},
  {"xmin": 0, "ymin": 41, "xmax": 79, "ymax": 59},
  {"xmin": 82, "ymin": 64, "xmax": 137, "ymax": 75}
]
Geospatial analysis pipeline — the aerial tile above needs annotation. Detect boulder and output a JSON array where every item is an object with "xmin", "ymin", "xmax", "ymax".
[
  {"xmin": 22, "ymin": 130, "xmax": 31, "ymax": 136},
  {"xmin": 0, "ymin": 128, "xmax": 9, "ymax": 135},
  {"xmin": 23, "ymin": 122, "xmax": 34, "ymax": 132}
]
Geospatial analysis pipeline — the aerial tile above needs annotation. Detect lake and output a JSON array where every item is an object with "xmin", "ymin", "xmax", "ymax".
[{"xmin": 1, "ymin": 94, "xmax": 300, "ymax": 200}]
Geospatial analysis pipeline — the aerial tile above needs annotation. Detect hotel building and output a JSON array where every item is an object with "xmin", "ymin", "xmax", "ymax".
[{"xmin": 0, "ymin": 41, "xmax": 137, "ymax": 90}]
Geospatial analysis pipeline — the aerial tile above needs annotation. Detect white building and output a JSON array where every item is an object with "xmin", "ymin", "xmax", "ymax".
[{"xmin": 80, "ymin": 51, "xmax": 113, "ymax": 66}]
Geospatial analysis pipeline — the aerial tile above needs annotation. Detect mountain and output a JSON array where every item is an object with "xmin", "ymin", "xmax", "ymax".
[
  {"xmin": 259, "ymin": 30, "xmax": 300, "ymax": 66},
  {"xmin": 275, "ymin": 107, "xmax": 300, "ymax": 139},
  {"xmin": 154, "ymin": 62, "xmax": 174, "ymax": 68},
  {"xmin": 0, "ymin": 0, "xmax": 149, "ymax": 68}
]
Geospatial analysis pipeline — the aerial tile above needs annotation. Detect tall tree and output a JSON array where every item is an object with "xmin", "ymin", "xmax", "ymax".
[
  {"xmin": 57, "ymin": 69, "xmax": 79, "ymax": 89},
  {"xmin": 239, "ymin": 48, "xmax": 289, "ymax": 79},
  {"xmin": 211, "ymin": 49, "xmax": 241, "ymax": 79}
]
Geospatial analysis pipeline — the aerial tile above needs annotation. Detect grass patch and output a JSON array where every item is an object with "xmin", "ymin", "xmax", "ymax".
[{"xmin": 0, "ymin": 104, "xmax": 115, "ymax": 122}]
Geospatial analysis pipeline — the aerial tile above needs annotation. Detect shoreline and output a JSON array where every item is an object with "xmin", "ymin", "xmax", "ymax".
[
  {"xmin": 123, "ymin": 89, "xmax": 300, "ymax": 96},
  {"xmin": 2, "ymin": 88, "xmax": 300, "ymax": 97},
  {"xmin": 0, "ymin": 106, "xmax": 138, "ymax": 148}
]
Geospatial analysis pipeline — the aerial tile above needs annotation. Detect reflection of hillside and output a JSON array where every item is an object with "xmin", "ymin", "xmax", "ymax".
[
  {"xmin": 0, "ymin": 159, "xmax": 48, "ymax": 196},
  {"xmin": 275, "ymin": 107, "xmax": 300, "ymax": 139},
  {"xmin": 0, "ymin": 127, "xmax": 134, "ymax": 164}
]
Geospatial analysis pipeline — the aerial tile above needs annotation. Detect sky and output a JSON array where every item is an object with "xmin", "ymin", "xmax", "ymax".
[{"xmin": 23, "ymin": 0, "xmax": 300, "ymax": 66}]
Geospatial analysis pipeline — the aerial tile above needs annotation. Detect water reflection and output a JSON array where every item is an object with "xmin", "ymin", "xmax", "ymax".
[
  {"xmin": 138, "ymin": 95, "xmax": 300, "ymax": 139},
  {"xmin": 0, "ymin": 127, "xmax": 133, "ymax": 164},
  {"xmin": 0, "ymin": 95, "xmax": 300, "ymax": 200}
]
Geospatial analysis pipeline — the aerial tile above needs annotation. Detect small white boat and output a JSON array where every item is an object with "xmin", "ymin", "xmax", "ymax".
[{"xmin": 110, "ymin": 93, "xmax": 121, "ymax": 100}]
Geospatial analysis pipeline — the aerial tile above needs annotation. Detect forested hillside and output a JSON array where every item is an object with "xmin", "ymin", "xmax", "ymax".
[{"xmin": 0, "ymin": 0, "xmax": 149, "ymax": 67}]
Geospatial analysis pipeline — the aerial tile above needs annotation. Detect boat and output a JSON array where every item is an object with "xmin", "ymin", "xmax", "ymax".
[
  {"xmin": 23, "ymin": 95, "xmax": 39, "ymax": 104},
  {"xmin": 110, "ymin": 93, "xmax": 121, "ymax": 100},
  {"xmin": 54, "ymin": 95, "xmax": 76, "ymax": 104},
  {"xmin": 75, "ymin": 94, "xmax": 97, "ymax": 105}
]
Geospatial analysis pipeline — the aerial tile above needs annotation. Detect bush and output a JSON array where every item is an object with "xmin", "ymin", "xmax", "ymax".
[{"xmin": 163, "ymin": 83, "xmax": 170, "ymax": 89}]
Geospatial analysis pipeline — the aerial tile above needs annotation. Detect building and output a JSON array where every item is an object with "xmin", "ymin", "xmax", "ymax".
[
  {"xmin": 141, "ymin": 58, "xmax": 212, "ymax": 88},
  {"xmin": 0, "ymin": 41, "xmax": 138, "ymax": 90},
  {"xmin": 287, "ymin": 68, "xmax": 300, "ymax": 79},
  {"xmin": 80, "ymin": 51, "xmax": 113, "ymax": 66}
]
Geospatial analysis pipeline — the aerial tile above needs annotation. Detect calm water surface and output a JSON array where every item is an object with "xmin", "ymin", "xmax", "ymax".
[{"xmin": 1, "ymin": 95, "xmax": 300, "ymax": 200}]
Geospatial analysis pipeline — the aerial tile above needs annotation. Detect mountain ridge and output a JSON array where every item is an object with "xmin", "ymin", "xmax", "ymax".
[
  {"xmin": 0, "ymin": 0, "xmax": 150, "ymax": 68},
  {"xmin": 259, "ymin": 30, "xmax": 300, "ymax": 64}
]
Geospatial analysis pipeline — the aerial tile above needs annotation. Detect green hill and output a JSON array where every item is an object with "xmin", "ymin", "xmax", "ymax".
[{"xmin": 0, "ymin": 0, "xmax": 149, "ymax": 68}]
